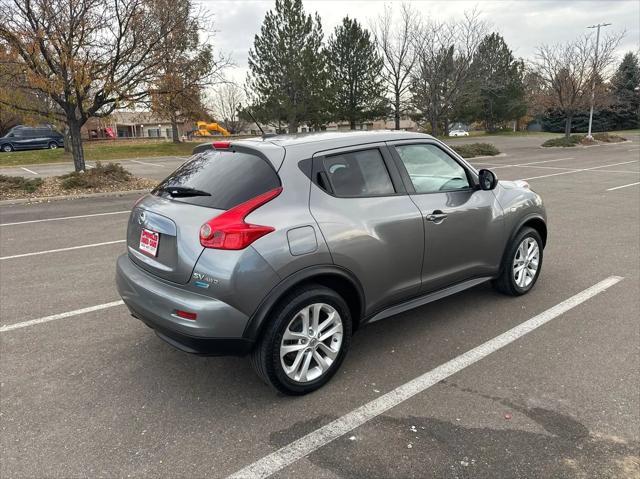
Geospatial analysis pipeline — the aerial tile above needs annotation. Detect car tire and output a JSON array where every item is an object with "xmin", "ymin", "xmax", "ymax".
[
  {"xmin": 250, "ymin": 284, "xmax": 352, "ymax": 395},
  {"xmin": 48, "ymin": 142, "xmax": 58, "ymax": 149},
  {"xmin": 493, "ymin": 227, "xmax": 543, "ymax": 296},
  {"xmin": 1, "ymin": 144, "xmax": 13, "ymax": 152}
]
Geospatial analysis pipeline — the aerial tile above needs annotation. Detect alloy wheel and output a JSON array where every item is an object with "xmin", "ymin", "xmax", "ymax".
[
  {"xmin": 280, "ymin": 303, "xmax": 343, "ymax": 383},
  {"xmin": 512, "ymin": 237, "xmax": 540, "ymax": 288}
]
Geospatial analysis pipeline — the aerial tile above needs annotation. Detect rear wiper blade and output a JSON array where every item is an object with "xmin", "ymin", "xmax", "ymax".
[{"xmin": 160, "ymin": 186, "xmax": 212, "ymax": 197}]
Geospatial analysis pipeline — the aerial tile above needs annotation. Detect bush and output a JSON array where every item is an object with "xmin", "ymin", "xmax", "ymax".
[
  {"xmin": 0, "ymin": 175, "xmax": 43, "ymax": 193},
  {"xmin": 541, "ymin": 135, "xmax": 583, "ymax": 147},
  {"xmin": 451, "ymin": 143, "xmax": 500, "ymax": 158},
  {"xmin": 60, "ymin": 162, "xmax": 132, "ymax": 189},
  {"xmin": 593, "ymin": 132, "xmax": 627, "ymax": 143},
  {"xmin": 542, "ymin": 133, "xmax": 628, "ymax": 147}
]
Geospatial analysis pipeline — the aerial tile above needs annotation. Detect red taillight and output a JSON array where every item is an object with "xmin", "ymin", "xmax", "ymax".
[
  {"xmin": 200, "ymin": 187, "xmax": 282, "ymax": 250},
  {"xmin": 175, "ymin": 310, "xmax": 197, "ymax": 320},
  {"xmin": 212, "ymin": 141, "xmax": 231, "ymax": 149}
]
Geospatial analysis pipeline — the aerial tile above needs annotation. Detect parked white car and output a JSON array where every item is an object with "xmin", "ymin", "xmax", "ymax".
[{"xmin": 449, "ymin": 129, "xmax": 469, "ymax": 137}]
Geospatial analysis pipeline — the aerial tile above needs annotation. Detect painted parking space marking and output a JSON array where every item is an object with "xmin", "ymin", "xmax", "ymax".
[
  {"xmin": 606, "ymin": 181, "xmax": 640, "ymax": 191},
  {"xmin": 129, "ymin": 160, "xmax": 166, "ymax": 168},
  {"xmin": 227, "ymin": 276, "xmax": 623, "ymax": 479},
  {"xmin": 0, "ymin": 210, "xmax": 130, "ymax": 227},
  {"xmin": 521, "ymin": 160, "xmax": 639, "ymax": 181},
  {"xmin": 0, "ymin": 239, "xmax": 125, "ymax": 260},
  {"xmin": 485, "ymin": 157, "xmax": 576, "ymax": 169},
  {"xmin": 20, "ymin": 167, "xmax": 38, "ymax": 175},
  {"xmin": 0, "ymin": 300, "xmax": 125, "ymax": 333}
]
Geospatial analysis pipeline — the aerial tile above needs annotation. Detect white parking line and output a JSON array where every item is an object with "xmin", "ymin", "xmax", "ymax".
[
  {"xmin": 487, "ymin": 157, "xmax": 576, "ymax": 170},
  {"xmin": 227, "ymin": 276, "xmax": 623, "ymax": 479},
  {"xmin": 0, "ymin": 240, "xmax": 125, "ymax": 260},
  {"xmin": 0, "ymin": 210, "xmax": 129, "ymax": 227},
  {"xmin": 521, "ymin": 160, "xmax": 639, "ymax": 181},
  {"xmin": 20, "ymin": 167, "xmax": 38, "ymax": 175},
  {"xmin": 606, "ymin": 181, "xmax": 640, "ymax": 191},
  {"xmin": 628, "ymin": 148, "xmax": 639, "ymax": 152},
  {"xmin": 129, "ymin": 160, "xmax": 166, "ymax": 168},
  {"xmin": 0, "ymin": 300, "xmax": 125, "ymax": 333}
]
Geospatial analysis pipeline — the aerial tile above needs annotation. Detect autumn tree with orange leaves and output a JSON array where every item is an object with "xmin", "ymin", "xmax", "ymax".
[{"xmin": 0, "ymin": 0, "xmax": 198, "ymax": 171}]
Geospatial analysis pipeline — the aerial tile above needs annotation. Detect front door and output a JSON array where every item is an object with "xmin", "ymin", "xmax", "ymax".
[
  {"xmin": 309, "ymin": 144, "xmax": 424, "ymax": 315},
  {"xmin": 389, "ymin": 141, "xmax": 505, "ymax": 293}
]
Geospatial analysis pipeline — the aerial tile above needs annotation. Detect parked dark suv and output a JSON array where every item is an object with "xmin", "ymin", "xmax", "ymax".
[
  {"xmin": 116, "ymin": 131, "xmax": 547, "ymax": 395},
  {"xmin": 0, "ymin": 126, "xmax": 64, "ymax": 152}
]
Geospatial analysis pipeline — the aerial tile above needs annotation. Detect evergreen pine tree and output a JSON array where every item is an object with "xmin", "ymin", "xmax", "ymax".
[
  {"xmin": 247, "ymin": 0, "xmax": 327, "ymax": 133},
  {"xmin": 325, "ymin": 17, "xmax": 387, "ymax": 129}
]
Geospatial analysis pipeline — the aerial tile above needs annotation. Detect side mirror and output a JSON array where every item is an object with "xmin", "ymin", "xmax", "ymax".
[{"xmin": 478, "ymin": 169, "xmax": 498, "ymax": 190}]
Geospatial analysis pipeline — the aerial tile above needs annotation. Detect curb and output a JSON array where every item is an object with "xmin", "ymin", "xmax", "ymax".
[
  {"xmin": 539, "ymin": 139, "xmax": 633, "ymax": 149},
  {"xmin": 0, "ymin": 189, "xmax": 150, "ymax": 206}
]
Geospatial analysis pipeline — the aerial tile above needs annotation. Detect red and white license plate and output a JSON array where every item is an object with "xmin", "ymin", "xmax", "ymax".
[{"xmin": 139, "ymin": 228, "xmax": 159, "ymax": 256}]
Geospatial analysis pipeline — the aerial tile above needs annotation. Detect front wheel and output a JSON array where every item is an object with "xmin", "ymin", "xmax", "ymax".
[
  {"xmin": 48, "ymin": 142, "xmax": 58, "ymax": 149},
  {"xmin": 251, "ymin": 285, "xmax": 352, "ymax": 395},
  {"xmin": 493, "ymin": 227, "xmax": 543, "ymax": 296}
]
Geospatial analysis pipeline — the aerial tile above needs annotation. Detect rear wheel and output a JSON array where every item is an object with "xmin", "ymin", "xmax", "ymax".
[
  {"xmin": 493, "ymin": 227, "xmax": 543, "ymax": 296},
  {"xmin": 1, "ymin": 144, "xmax": 13, "ymax": 152},
  {"xmin": 251, "ymin": 285, "xmax": 352, "ymax": 395}
]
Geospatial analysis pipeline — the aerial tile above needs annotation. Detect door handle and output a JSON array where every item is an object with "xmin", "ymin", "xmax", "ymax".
[{"xmin": 426, "ymin": 210, "xmax": 448, "ymax": 223}]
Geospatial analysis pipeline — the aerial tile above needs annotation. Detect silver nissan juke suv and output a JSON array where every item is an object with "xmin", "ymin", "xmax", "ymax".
[{"xmin": 116, "ymin": 131, "xmax": 547, "ymax": 395}]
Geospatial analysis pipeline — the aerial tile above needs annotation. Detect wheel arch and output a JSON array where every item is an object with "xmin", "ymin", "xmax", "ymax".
[
  {"xmin": 243, "ymin": 265, "xmax": 365, "ymax": 343},
  {"xmin": 498, "ymin": 213, "xmax": 547, "ymax": 274}
]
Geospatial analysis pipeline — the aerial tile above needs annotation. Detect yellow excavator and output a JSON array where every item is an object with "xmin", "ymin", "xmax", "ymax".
[{"xmin": 194, "ymin": 121, "xmax": 230, "ymax": 137}]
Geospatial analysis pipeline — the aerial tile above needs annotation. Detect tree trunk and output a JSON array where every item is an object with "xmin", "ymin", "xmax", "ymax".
[
  {"xmin": 68, "ymin": 119, "xmax": 86, "ymax": 172},
  {"xmin": 394, "ymin": 91, "xmax": 401, "ymax": 130},
  {"xmin": 64, "ymin": 126, "xmax": 72, "ymax": 153},
  {"xmin": 171, "ymin": 119, "xmax": 180, "ymax": 143},
  {"xmin": 443, "ymin": 116, "xmax": 449, "ymax": 137},
  {"xmin": 350, "ymin": 119, "xmax": 356, "ymax": 130},
  {"xmin": 564, "ymin": 115, "xmax": 573, "ymax": 138},
  {"xmin": 288, "ymin": 117, "xmax": 298, "ymax": 134},
  {"xmin": 430, "ymin": 115, "xmax": 438, "ymax": 136}
]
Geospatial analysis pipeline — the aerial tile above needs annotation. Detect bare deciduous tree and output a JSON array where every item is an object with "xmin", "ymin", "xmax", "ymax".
[
  {"xmin": 209, "ymin": 83, "xmax": 247, "ymax": 134},
  {"xmin": 371, "ymin": 3, "xmax": 418, "ymax": 130},
  {"xmin": 149, "ymin": 0, "xmax": 229, "ymax": 143},
  {"xmin": 0, "ymin": 0, "xmax": 188, "ymax": 171},
  {"xmin": 531, "ymin": 32, "xmax": 623, "ymax": 138},
  {"xmin": 410, "ymin": 9, "xmax": 489, "ymax": 136}
]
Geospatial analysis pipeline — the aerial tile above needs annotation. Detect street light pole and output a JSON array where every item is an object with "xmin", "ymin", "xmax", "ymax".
[{"xmin": 586, "ymin": 22, "xmax": 611, "ymax": 140}]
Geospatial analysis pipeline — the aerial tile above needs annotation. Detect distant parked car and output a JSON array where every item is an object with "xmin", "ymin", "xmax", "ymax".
[
  {"xmin": 449, "ymin": 129, "xmax": 469, "ymax": 137},
  {"xmin": 0, "ymin": 126, "xmax": 64, "ymax": 152}
]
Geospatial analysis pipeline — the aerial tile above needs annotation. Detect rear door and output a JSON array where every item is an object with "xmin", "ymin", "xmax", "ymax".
[
  {"xmin": 309, "ymin": 144, "xmax": 424, "ymax": 315},
  {"xmin": 128, "ymin": 147, "xmax": 282, "ymax": 283},
  {"xmin": 33, "ymin": 129, "xmax": 51, "ymax": 148},
  {"xmin": 389, "ymin": 141, "xmax": 504, "ymax": 293}
]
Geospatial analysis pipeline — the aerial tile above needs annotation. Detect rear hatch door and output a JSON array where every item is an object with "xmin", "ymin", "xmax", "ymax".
[{"xmin": 127, "ymin": 147, "xmax": 281, "ymax": 284}]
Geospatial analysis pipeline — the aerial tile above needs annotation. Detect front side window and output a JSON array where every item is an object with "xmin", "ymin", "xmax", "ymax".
[
  {"xmin": 322, "ymin": 149, "xmax": 395, "ymax": 197},
  {"xmin": 395, "ymin": 144, "xmax": 470, "ymax": 193}
]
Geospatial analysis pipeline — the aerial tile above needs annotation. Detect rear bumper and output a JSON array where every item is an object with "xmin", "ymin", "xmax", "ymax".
[{"xmin": 116, "ymin": 254, "xmax": 254, "ymax": 356}]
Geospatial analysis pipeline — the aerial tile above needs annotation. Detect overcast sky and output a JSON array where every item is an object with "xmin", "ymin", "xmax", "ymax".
[{"xmin": 201, "ymin": 0, "xmax": 640, "ymax": 84}]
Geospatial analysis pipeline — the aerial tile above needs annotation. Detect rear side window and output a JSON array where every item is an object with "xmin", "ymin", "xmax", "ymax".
[
  {"xmin": 153, "ymin": 149, "xmax": 280, "ymax": 209},
  {"xmin": 322, "ymin": 149, "xmax": 395, "ymax": 197}
]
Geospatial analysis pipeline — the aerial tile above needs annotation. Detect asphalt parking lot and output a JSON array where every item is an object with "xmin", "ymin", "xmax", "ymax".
[
  {"xmin": 1, "ymin": 155, "xmax": 189, "ymax": 181},
  {"xmin": 1, "ymin": 135, "xmax": 639, "ymax": 478}
]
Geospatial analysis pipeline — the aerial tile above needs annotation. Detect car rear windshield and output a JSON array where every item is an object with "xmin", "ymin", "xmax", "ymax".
[{"xmin": 152, "ymin": 149, "xmax": 280, "ymax": 210}]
